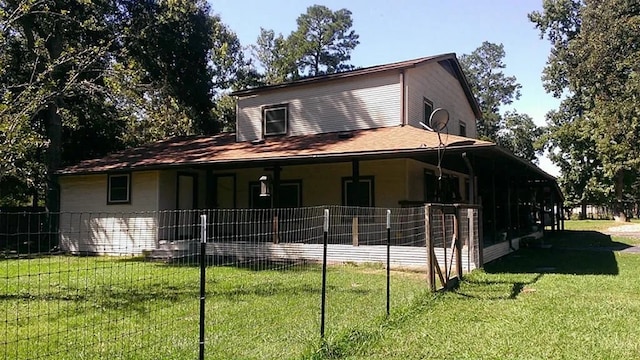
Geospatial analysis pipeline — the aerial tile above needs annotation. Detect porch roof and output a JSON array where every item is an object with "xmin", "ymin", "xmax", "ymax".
[{"xmin": 57, "ymin": 126, "xmax": 494, "ymax": 175}]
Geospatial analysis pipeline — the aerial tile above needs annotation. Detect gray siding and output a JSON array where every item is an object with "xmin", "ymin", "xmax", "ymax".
[
  {"xmin": 405, "ymin": 62, "xmax": 478, "ymax": 138},
  {"xmin": 236, "ymin": 72, "xmax": 402, "ymax": 142}
]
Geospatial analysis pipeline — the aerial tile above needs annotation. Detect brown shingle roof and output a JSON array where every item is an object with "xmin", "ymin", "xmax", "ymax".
[{"xmin": 57, "ymin": 126, "xmax": 494, "ymax": 175}]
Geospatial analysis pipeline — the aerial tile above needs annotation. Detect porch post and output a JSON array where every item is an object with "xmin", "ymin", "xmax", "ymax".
[
  {"xmin": 272, "ymin": 165, "xmax": 281, "ymax": 243},
  {"xmin": 351, "ymin": 160, "xmax": 360, "ymax": 246},
  {"xmin": 515, "ymin": 178, "xmax": 521, "ymax": 235},
  {"xmin": 538, "ymin": 185, "xmax": 544, "ymax": 232},
  {"xmin": 551, "ymin": 189, "xmax": 557, "ymax": 232},
  {"xmin": 506, "ymin": 177, "xmax": 512, "ymax": 240},
  {"xmin": 272, "ymin": 165, "xmax": 281, "ymax": 208},
  {"xmin": 491, "ymin": 160, "xmax": 497, "ymax": 243},
  {"xmin": 352, "ymin": 160, "xmax": 360, "ymax": 205}
]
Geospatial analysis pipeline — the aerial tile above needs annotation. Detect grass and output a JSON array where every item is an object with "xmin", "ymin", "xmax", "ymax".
[
  {"xmin": 3, "ymin": 222, "xmax": 640, "ymax": 359},
  {"xmin": 563, "ymin": 218, "xmax": 640, "ymax": 232},
  {"xmin": 2, "ymin": 257, "xmax": 426, "ymax": 359}
]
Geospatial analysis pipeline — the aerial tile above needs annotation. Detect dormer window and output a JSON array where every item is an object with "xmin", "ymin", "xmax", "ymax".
[
  {"xmin": 423, "ymin": 98, "xmax": 433, "ymax": 123},
  {"xmin": 263, "ymin": 104, "xmax": 288, "ymax": 136},
  {"xmin": 459, "ymin": 121, "xmax": 467, "ymax": 137}
]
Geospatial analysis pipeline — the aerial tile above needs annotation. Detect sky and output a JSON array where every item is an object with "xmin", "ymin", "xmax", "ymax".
[{"xmin": 210, "ymin": 0, "xmax": 561, "ymax": 176}]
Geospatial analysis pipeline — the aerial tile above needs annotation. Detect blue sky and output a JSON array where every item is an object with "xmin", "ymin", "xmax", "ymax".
[{"xmin": 211, "ymin": 0, "xmax": 561, "ymax": 176}]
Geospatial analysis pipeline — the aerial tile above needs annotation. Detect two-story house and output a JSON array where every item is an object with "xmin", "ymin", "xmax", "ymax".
[{"xmin": 56, "ymin": 53, "xmax": 563, "ymax": 263}]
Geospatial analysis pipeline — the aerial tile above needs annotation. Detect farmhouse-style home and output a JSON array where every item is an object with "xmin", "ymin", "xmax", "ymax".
[{"xmin": 56, "ymin": 53, "xmax": 563, "ymax": 265}]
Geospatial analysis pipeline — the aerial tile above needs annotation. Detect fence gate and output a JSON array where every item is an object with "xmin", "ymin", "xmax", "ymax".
[{"xmin": 425, "ymin": 204, "xmax": 481, "ymax": 291}]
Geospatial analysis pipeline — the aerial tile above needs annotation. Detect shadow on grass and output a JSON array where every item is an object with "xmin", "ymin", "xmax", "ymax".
[
  {"xmin": 1, "ymin": 283, "xmax": 197, "ymax": 315},
  {"xmin": 486, "ymin": 230, "xmax": 622, "ymax": 276},
  {"xmin": 129, "ymin": 255, "xmax": 318, "ymax": 272}
]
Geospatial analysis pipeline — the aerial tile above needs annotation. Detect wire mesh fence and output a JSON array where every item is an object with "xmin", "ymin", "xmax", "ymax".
[{"xmin": 2, "ymin": 205, "xmax": 480, "ymax": 359}]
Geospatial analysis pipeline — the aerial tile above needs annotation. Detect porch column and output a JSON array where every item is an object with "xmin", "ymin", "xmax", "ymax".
[
  {"xmin": 506, "ymin": 177, "xmax": 512, "ymax": 240},
  {"xmin": 537, "ymin": 185, "xmax": 544, "ymax": 232},
  {"xmin": 550, "ymin": 188, "xmax": 557, "ymax": 232},
  {"xmin": 272, "ymin": 165, "xmax": 281, "ymax": 208},
  {"xmin": 352, "ymin": 160, "xmax": 360, "ymax": 206},
  {"xmin": 491, "ymin": 160, "xmax": 497, "ymax": 242},
  {"xmin": 515, "ymin": 178, "xmax": 521, "ymax": 235},
  {"xmin": 352, "ymin": 160, "xmax": 360, "ymax": 246},
  {"xmin": 269, "ymin": 165, "xmax": 282, "ymax": 244}
]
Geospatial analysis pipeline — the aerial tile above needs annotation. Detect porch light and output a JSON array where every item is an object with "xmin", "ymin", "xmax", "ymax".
[{"xmin": 259, "ymin": 175, "xmax": 271, "ymax": 197}]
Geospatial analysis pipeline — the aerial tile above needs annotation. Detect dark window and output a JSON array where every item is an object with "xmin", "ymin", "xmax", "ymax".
[
  {"xmin": 424, "ymin": 170, "xmax": 439, "ymax": 203},
  {"xmin": 263, "ymin": 105, "xmax": 288, "ymax": 136},
  {"xmin": 424, "ymin": 171, "xmax": 461, "ymax": 203},
  {"xmin": 108, "ymin": 174, "xmax": 130, "ymax": 204},
  {"xmin": 249, "ymin": 180, "xmax": 302, "ymax": 208},
  {"xmin": 423, "ymin": 98, "xmax": 434, "ymax": 124},
  {"xmin": 342, "ymin": 176, "xmax": 374, "ymax": 207},
  {"xmin": 459, "ymin": 121, "xmax": 467, "ymax": 137}
]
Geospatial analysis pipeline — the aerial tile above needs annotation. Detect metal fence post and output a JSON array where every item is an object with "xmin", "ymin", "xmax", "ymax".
[
  {"xmin": 320, "ymin": 208, "xmax": 329, "ymax": 339},
  {"xmin": 199, "ymin": 213, "xmax": 207, "ymax": 360},
  {"xmin": 386, "ymin": 209, "xmax": 391, "ymax": 317}
]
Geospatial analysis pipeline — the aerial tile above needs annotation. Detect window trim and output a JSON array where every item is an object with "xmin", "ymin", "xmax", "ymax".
[
  {"xmin": 341, "ymin": 176, "xmax": 375, "ymax": 207},
  {"xmin": 249, "ymin": 179, "xmax": 302, "ymax": 208},
  {"xmin": 459, "ymin": 121, "xmax": 467, "ymax": 137},
  {"xmin": 423, "ymin": 97, "xmax": 434, "ymax": 124},
  {"xmin": 107, "ymin": 173, "xmax": 131, "ymax": 205},
  {"xmin": 262, "ymin": 104, "xmax": 288, "ymax": 136}
]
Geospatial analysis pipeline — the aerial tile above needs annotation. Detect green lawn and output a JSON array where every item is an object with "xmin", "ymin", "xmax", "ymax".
[
  {"xmin": 563, "ymin": 218, "xmax": 640, "ymax": 232},
  {"xmin": 2, "ymin": 257, "xmax": 426, "ymax": 359},
  {"xmin": 3, "ymin": 223, "xmax": 640, "ymax": 359}
]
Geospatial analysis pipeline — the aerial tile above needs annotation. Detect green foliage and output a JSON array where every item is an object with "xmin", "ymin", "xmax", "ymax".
[
  {"xmin": 460, "ymin": 42, "xmax": 522, "ymax": 141},
  {"xmin": 252, "ymin": 5, "xmax": 360, "ymax": 84},
  {"xmin": 530, "ymin": 0, "xmax": 640, "ymax": 215},
  {"xmin": 500, "ymin": 111, "xmax": 542, "ymax": 163},
  {"xmin": 0, "ymin": 0, "xmax": 248, "ymax": 206},
  {"xmin": 460, "ymin": 42, "xmax": 542, "ymax": 162}
]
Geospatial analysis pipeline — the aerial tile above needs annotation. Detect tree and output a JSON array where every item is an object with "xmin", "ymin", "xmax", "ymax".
[
  {"xmin": 0, "ymin": 0, "xmax": 247, "ymax": 208},
  {"xmin": 292, "ymin": 5, "xmax": 359, "ymax": 76},
  {"xmin": 499, "ymin": 111, "xmax": 542, "ymax": 163},
  {"xmin": 460, "ymin": 42, "xmax": 542, "ymax": 161},
  {"xmin": 459, "ymin": 42, "xmax": 522, "ymax": 142},
  {"xmin": 252, "ymin": 28, "xmax": 300, "ymax": 84},
  {"xmin": 530, "ymin": 0, "xmax": 640, "ymax": 221},
  {"xmin": 252, "ymin": 5, "xmax": 360, "ymax": 83}
]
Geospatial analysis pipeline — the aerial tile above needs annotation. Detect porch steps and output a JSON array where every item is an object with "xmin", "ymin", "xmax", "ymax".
[{"xmin": 143, "ymin": 240, "xmax": 199, "ymax": 261}]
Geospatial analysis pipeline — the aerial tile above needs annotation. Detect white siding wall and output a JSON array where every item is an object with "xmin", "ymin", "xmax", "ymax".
[
  {"xmin": 405, "ymin": 62, "xmax": 478, "ymax": 138},
  {"xmin": 59, "ymin": 171, "xmax": 160, "ymax": 255},
  {"xmin": 236, "ymin": 72, "xmax": 402, "ymax": 142}
]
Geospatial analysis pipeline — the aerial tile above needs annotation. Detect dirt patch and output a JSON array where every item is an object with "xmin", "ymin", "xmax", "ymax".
[{"xmin": 607, "ymin": 224, "xmax": 640, "ymax": 233}]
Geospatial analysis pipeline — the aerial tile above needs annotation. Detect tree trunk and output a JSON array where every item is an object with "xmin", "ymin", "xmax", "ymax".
[
  {"xmin": 613, "ymin": 170, "xmax": 627, "ymax": 222},
  {"xmin": 45, "ymin": 103, "xmax": 62, "ymax": 213}
]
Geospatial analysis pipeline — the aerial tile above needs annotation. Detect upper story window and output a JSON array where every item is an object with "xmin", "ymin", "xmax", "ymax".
[
  {"xmin": 459, "ymin": 121, "xmax": 467, "ymax": 137},
  {"xmin": 423, "ymin": 98, "xmax": 434, "ymax": 124},
  {"xmin": 107, "ymin": 173, "xmax": 131, "ymax": 204},
  {"xmin": 263, "ymin": 104, "xmax": 288, "ymax": 136}
]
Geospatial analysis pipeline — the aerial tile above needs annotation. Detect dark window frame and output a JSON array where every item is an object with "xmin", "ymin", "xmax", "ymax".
[
  {"xmin": 424, "ymin": 170, "xmax": 461, "ymax": 203},
  {"xmin": 107, "ymin": 173, "xmax": 131, "ymax": 205},
  {"xmin": 459, "ymin": 121, "xmax": 467, "ymax": 137},
  {"xmin": 263, "ymin": 104, "xmax": 288, "ymax": 136},
  {"xmin": 423, "ymin": 97, "xmax": 434, "ymax": 124},
  {"xmin": 341, "ymin": 176, "xmax": 375, "ymax": 207}
]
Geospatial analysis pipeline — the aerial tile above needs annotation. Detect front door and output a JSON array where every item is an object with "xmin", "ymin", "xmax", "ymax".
[
  {"xmin": 177, "ymin": 173, "xmax": 197, "ymax": 239},
  {"xmin": 212, "ymin": 174, "xmax": 236, "ymax": 239}
]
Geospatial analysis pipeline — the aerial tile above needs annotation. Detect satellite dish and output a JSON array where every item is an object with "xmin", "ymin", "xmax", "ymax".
[{"xmin": 429, "ymin": 108, "xmax": 449, "ymax": 133}]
